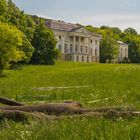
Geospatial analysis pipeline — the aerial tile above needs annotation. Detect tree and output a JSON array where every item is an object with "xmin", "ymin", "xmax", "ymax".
[
  {"xmin": 31, "ymin": 23, "xmax": 59, "ymax": 65},
  {"xmin": 0, "ymin": 0, "xmax": 8, "ymax": 22},
  {"xmin": 129, "ymin": 41, "xmax": 140, "ymax": 63},
  {"xmin": 18, "ymin": 36, "xmax": 34, "ymax": 64},
  {"xmin": 120, "ymin": 32, "xmax": 140, "ymax": 63},
  {"xmin": 0, "ymin": 22, "xmax": 24, "ymax": 73},
  {"xmin": 124, "ymin": 28, "xmax": 138, "ymax": 36},
  {"xmin": 100, "ymin": 36, "xmax": 118, "ymax": 63}
]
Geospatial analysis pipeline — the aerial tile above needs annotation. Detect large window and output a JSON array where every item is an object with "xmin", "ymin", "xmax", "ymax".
[
  {"xmin": 58, "ymin": 45, "xmax": 62, "ymax": 51},
  {"xmin": 82, "ymin": 56, "xmax": 84, "ymax": 62},
  {"xmin": 59, "ymin": 35, "xmax": 62, "ymax": 40},
  {"xmin": 77, "ymin": 56, "xmax": 79, "ymax": 61},
  {"xmin": 70, "ymin": 36, "xmax": 73, "ymax": 41},
  {"xmin": 64, "ymin": 44, "xmax": 67, "ymax": 53},
  {"xmin": 95, "ymin": 49, "xmax": 97, "ymax": 56},
  {"xmin": 87, "ymin": 57, "xmax": 89, "ymax": 62},
  {"xmin": 70, "ymin": 55, "xmax": 72, "ymax": 61}
]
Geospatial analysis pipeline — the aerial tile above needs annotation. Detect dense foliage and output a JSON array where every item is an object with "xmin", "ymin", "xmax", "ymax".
[
  {"xmin": 86, "ymin": 25, "xmax": 140, "ymax": 63},
  {"xmin": 0, "ymin": 22, "xmax": 23, "ymax": 73},
  {"xmin": 0, "ymin": 0, "xmax": 58, "ymax": 73},
  {"xmin": 31, "ymin": 23, "xmax": 58, "ymax": 65}
]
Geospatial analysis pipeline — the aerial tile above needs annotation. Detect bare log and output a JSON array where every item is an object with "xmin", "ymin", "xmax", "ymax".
[
  {"xmin": 0, "ymin": 103, "xmax": 91, "ymax": 115},
  {"xmin": 64, "ymin": 101, "xmax": 83, "ymax": 108},
  {"xmin": 0, "ymin": 110, "xmax": 29, "ymax": 122},
  {"xmin": 0, "ymin": 98, "xmax": 139, "ymax": 122},
  {"xmin": 0, "ymin": 96, "xmax": 24, "ymax": 106},
  {"xmin": 93, "ymin": 106, "xmax": 135, "ymax": 113}
]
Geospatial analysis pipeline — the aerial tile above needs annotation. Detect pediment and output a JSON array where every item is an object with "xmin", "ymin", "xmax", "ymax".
[{"xmin": 74, "ymin": 27, "xmax": 91, "ymax": 34}]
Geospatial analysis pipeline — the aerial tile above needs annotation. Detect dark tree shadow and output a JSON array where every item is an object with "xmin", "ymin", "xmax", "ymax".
[{"xmin": 0, "ymin": 74, "xmax": 8, "ymax": 78}]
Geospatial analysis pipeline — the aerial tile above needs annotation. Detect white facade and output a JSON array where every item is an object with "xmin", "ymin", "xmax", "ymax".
[
  {"xmin": 117, "ymin": 41, "xmax": 129, "ymax": 62},
  {"xmin": 46, "ymin": 21, "xmax": 101, "ymax": 62}
]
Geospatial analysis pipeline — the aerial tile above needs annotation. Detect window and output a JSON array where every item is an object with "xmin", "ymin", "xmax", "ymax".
[
  {"xmin": 81, "ymin": 37, "xmax": 84, "ymax": 42},
  {"xmin": 70, "ymin": 44, "xmax": 73, "ymax": 53},
  {"xmin": 121, "ymin": 48, "xmax": 123, "ymax": 51},
  {"xmin": 95, "ymin": 49, "xmax": 97, "ymax": 56},
  {"xmin": 70, "ymin": 36, "xmax": 73, "ymax": 41},
  {"xmin": 58, "ymin": 45, "xmax": 62, "ymax": 51},
  {"xmin": 87, "ymin": 57, "xmax": 89, "ymax": 62},
  {"xmin": 82, "ymin": 56, "xmax": 84, "ymax": 62},
  {"xmin": 91, "ymin": 40, "xmax": 93, "ymax": 43},
  {"xmin": 70, "ymin": 47, "xmax": 73, "ymax": 53},
  {"xmin": 77, "ymin": 56, "xmax": 79, "ymax": 61},
  {"xmin": 125, "ymin": 48, "xmax": 127, "ymax": 52},
  {"xmin": 64, "ymin": 44, "xmax": 67, "ymax": 53},
  {"xmin": 59, "ymin": 35, "xmax": 62, "ymax": 39},
  {"xmin": 70, "ymin": 55, "xmax": 72, "ymax": 61},
  {"xmin": 75, "ymin": 45, "xmax": 78, "ymax": 53}
]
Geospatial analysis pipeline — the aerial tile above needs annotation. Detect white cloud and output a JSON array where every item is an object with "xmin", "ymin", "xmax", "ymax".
[
  {"xmin": 66, "ymin": 14, "xmax": 140, "ymax": 33},
  {"xmin": 37, "ymin": 12, "xmax": 140, "ymax": 33}
]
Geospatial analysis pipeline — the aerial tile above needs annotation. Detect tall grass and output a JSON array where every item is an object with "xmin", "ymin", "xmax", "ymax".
[{"xmin": 0, "ymin": 61, "xmax": 140, "ymax": 139}]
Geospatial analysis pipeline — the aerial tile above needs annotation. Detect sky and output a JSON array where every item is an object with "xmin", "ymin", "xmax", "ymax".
[{"xmin": 12, "ymin": 0, "xmax": 140, "ymax": 33}]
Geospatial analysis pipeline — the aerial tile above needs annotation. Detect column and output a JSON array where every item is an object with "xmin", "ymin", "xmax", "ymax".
[
  {"xmin": 73, "ymin": 36, "xmax": 76, "ymax": 53},
  {"xmin": 78, "ymin": 36, "xmax": 81, "ymax": 53}
]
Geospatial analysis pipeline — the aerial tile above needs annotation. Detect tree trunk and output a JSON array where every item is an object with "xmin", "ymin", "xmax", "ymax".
[
  {"xmin": 0, "ymin": 96, "xmax": 140, "ymax": 122},
  {"xmin": 0, "ymin": 103, "xmax": 91, "ymax": 115},
  {"xmin": 0, "ymin": 96, "xmax": 24, "ymax": 106}
]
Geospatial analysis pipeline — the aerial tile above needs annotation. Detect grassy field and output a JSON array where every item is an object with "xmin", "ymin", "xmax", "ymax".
[{"xmin": 0, "ymin": 61, "xmax": 140, "ymax": 140}]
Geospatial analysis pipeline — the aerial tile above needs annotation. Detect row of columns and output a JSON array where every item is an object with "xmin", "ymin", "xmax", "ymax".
[{"xmin": 58, "ymin": 35, "xmax": 99, "ymax": 56}]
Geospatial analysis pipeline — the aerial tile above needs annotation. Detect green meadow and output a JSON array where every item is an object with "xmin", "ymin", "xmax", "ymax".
[{"xmin": 0, "ymin": 61, "xmax": 140, "ymax": 140}]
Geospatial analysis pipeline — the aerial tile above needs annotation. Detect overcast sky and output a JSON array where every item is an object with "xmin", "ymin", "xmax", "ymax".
[{"xmin": 12, "ymin": 0, "xmax": 140, "ymax": 33}]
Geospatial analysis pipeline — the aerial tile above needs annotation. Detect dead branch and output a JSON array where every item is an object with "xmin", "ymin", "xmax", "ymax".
[
  {"xmin": 0, "ymin": 103, "xmax": 91, "ymax": 115},
  {"xmin": 0, "ymin": 97, "xmax": 139, "ymax": 122},
  {"xmin": 0, "ymin": 97, "xmax": 24, "ymax": 106}
]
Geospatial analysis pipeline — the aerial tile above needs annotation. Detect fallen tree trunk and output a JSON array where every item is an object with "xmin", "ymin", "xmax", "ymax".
[
  {"xmin": 93, "ymin": 106, "xmax": 135, "ymax": 113},
  {"xmin": 0, "ymin": 96, "xmax": 139, "ymax": 122},
  {"xmin": 0, "ymin": 97, "xmax": 24, "ymax": 106},
  {"xmin": 0, "ymin": 110, "xmax": 29, "ymax": 122},
  {"xmin": 0, "ymin": 103, "xmax": 91, "ymax": 115},
  {"xmin": 1, "ymin": 110, "xmax": 140, "ymax": 122}
]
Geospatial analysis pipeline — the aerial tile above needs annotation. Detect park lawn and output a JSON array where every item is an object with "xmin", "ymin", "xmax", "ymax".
[{"xmin": 0, "ymin": 61, "xmax": 140, "ymax": 140}]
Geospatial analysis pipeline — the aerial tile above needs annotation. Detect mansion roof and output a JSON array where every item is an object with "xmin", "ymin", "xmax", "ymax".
[
  {"xmin": 46, "ymin": 20, "xmax": 102, "ymax": 38},
  {"xmin": 46, "ymin": 20, "xmax": 83, "ymax": 32}
]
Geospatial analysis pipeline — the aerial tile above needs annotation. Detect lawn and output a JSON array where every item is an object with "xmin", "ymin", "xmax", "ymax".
[{"xmin": 0, "ymin": 61, "xmax": 140, "ymax": 140}]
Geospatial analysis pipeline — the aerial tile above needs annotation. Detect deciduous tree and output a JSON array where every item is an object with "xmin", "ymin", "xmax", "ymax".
[{"xmin": 31, "ymin": 23, "xmax": 59, "ymax": 65}]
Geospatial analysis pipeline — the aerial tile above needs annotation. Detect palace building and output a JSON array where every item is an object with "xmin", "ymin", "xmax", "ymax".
[
  {"xmin": 46, "ymin": 20, "xmax": 102, "ymax": 62},
  {"xmin": 117, "ymin": 41, "xmax": 129, "ymax": 62}
]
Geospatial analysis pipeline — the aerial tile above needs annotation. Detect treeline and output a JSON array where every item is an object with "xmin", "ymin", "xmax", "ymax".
[
  {"xmin": 86, "ymin": 25, "xmax": 140, "ymax": 63},
  {"xmin": 0, "ymin": 0, "xmax": 58, "ymax": 74},
  {"xmin": 1, "ymin": 0, "xmax": 140, "ymax": 74}
]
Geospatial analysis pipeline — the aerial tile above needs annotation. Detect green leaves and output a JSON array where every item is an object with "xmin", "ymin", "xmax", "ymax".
[
  {"xmin": 31, "ymin": 23, "xmax": 58, "ymax": 65},
  {"xmin": 0, "ymin": 22, "xmax": 24, "ymax": 72}
]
